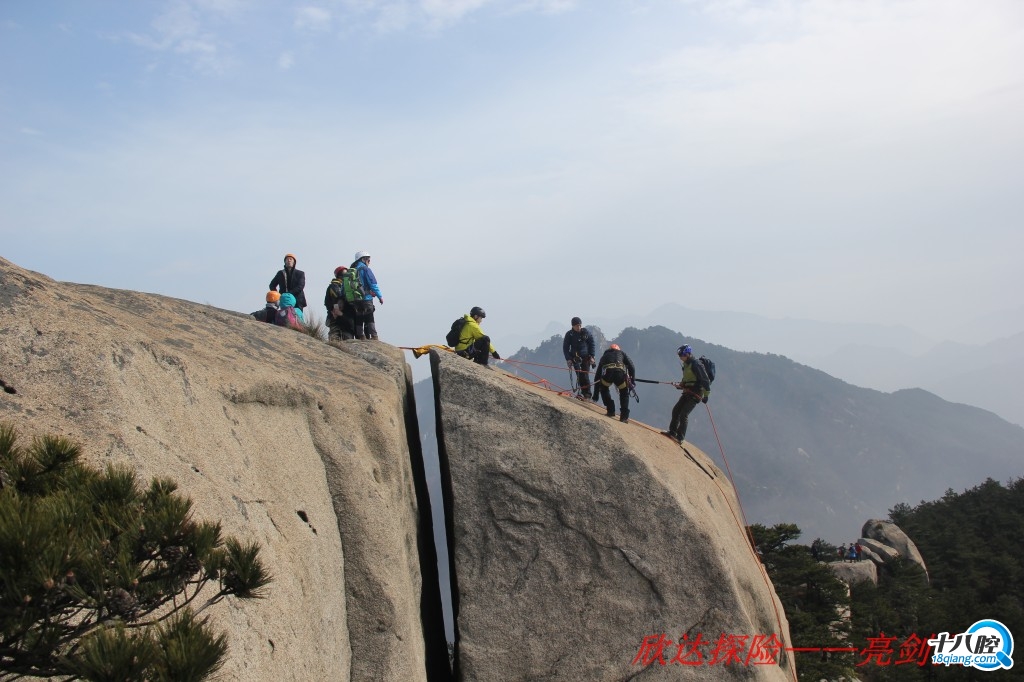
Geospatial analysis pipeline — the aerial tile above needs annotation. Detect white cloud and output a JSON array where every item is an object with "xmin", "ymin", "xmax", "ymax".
[
  {"xmin": 295, "ymin": 6, "xmax": 333, "ymax": 31},
  {"xmin": 278, "ymin": 51, "xmax": 296, "ymax": 70},
  {"xmin": 121, "ymin": 0, "xmax": 233, "ymax": 74}
]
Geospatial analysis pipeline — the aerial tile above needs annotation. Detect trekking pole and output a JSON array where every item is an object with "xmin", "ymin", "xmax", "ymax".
[
  {"xmin": 567, "ymin": 356, "xmax": 579, "ymax": 396},
  {"xmin": 632, "ymin": 378, "xmax": 673, "ymax": 385}
]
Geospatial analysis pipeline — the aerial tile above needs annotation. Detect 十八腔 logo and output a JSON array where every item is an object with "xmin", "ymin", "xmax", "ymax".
[{"xmin": 928, "ymin": 619, "xmax": 1014, "ymax": 671}]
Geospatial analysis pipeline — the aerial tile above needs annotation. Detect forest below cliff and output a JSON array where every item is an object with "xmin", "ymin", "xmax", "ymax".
[{"xmin": 758, "ymin": 477, "xmax": 1023, "ymax": 681}]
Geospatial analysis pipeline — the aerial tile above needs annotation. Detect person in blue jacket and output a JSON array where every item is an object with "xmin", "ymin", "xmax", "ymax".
[{"xmin": 350, "ymin": 251, "xmax": 383, "ymax": 340}]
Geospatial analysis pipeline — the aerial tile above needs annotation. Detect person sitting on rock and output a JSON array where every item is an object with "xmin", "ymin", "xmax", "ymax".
[
  {"xmin": 251, "ymin": 291, "xmax": 280, "ymax": 323},
  {"xmin": 453, "ymin": 306, "xmax": 500, "ymax": 366},
  {"xmin": 275, "ymin": 292, "xmax": 305, "ymax": 329},
  {"xmin": 592, "ymin": 344, "xmax": 635, "ymax": 423}
]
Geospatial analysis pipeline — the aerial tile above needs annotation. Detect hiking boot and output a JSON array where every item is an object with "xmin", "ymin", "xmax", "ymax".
[
  {"xmin": 660, "ymin": 431, "xmax": 680, "ymax": 443},
  {"xmin": 605, "ymin": 409, "xmax": 616, "ymax": 418},
  {"xmin": 619, "ymin": 414, "xmax": 629, "ymax": 424},
  {"xmin": 581, "ymin": 390, "xmax": 592, "ymax": 399}
]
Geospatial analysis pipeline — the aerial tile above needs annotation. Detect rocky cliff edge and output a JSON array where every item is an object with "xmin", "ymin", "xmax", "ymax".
[{"xmin": 0, "ymin": 257, "xmax": 794, "ymax": 681}]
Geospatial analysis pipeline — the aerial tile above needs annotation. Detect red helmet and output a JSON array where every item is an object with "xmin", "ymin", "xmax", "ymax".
[
  {"xmin": 334, "ymin": 266, "xmax": 347, "ymax": 277},
  {"xmin": 610, "ymin": 344, "xmax": 620, "ymax": 350}
]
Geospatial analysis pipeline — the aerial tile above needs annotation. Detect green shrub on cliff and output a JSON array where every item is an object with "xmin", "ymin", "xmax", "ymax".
[{"xmin": 0, "ymin": 423, "xmax": 271, "ymax": 681}]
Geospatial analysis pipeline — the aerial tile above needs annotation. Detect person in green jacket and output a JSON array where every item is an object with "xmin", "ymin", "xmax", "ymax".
[
  {"xmin": 454, "ymin": 306, "xmax": 501, "ymax": 366},
  {"xmin": 661, "ymin": 344, "xmax": 710, "ymax": 444}
]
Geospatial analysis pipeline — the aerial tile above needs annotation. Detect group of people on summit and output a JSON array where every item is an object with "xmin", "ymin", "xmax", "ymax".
[
  {"xmin": 254, "ymin": 252, "xmax": 384, "ymax": 341},
  {"xmin": 252, "ymin": 253, "xmax": 712, "ymax": 446}
]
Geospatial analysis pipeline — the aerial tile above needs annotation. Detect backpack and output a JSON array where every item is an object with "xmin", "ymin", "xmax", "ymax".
[
  {"xmin": 446, "ymin": 317, "xmax": 468, "ymax": 347},
  {"xmin": 342, "ymin": 267, "xmax": 365, "ymax": 303},
  {"xmin": 327, "ymin": 279, "xmax": 343, "ymax": 302},
  {"xmin": 275, "ymin": 306, "xmax": 299, "ymax": 328},
  {"xmin": 698, "ymin": 355, "xmax": 716, "ymax": 384}
]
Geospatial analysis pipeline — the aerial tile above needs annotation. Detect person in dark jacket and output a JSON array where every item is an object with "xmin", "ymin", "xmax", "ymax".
[
  {"xmin": 661, "ymin": 344, "xmax": 711, "ymax": 444},
  {"xmin": 269, "ymin": 253, "xmax": 307, "ymax": 311},
  {"xmin": 591, "ymin": 344, "xmax": 635, "ymax": 423},
  {"xmin": 563, "ymin": 317, "xmax": 595, "ymax": 399},
  {"xmin": 251, "ymin": 291, "xmax": 280, "ymax": 323},
  {"xmin": 324, "ymin": 266, "xmax": 348, "ymax": 341}
]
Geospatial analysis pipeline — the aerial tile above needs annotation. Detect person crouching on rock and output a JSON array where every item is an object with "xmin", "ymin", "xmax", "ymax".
[
  {"xmin": 454, "ymin": 306, "xmax": 500, "ymax": 366},
  {"xmin": 592, "ymin": 344, "xmax": 635, "ymax": 423}
]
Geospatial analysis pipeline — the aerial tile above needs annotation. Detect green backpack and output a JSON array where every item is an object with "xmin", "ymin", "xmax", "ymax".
[{"xmin": 342, "ymin": 267, "xmax": 365, "ymax": 303}]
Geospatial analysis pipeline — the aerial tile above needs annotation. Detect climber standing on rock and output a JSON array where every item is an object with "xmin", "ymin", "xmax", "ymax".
[
  {"xmin": 269, "ymin": 253, "xmax": 307, "ymax": 312},
  {"xmin": 563, "ymin": 317, "xmax": 595, "ymax": 400},
  {"xmin": 592, "ymin": 344, "xmax": 635, "ymax": 423},
  {"xmin": 661, "ymin": 345, "xmax": 711, "ymax": 445},
  {"xmin": 346, "ymin": 251, "xmax": 383, "ymax": 340}
]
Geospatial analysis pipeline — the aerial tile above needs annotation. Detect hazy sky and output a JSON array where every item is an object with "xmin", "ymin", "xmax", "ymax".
[{"xmin": 3, "ymin": 0, "xmax": 1023, "ymax": 355}]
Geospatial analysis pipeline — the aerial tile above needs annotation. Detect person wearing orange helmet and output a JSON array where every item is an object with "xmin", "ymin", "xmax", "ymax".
[
  {"xmin": 269, "ymin": 253, "xmax": 307, "ymax": 312},
  {"xmin": 251, "ymin": 290, "xmax": 280, "ymax": 323},
  {"xmin": 592, "ymin": 343, "xmax": 636, "ymax": 423}
]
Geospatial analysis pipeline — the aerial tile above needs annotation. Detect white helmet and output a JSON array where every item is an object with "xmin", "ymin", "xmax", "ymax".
[{"xmin": 354, "ymin": 250, "xmax": 371, "ymax": 260}]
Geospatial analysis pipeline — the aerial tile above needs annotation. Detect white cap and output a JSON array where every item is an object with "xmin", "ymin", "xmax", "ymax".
[{"xmin": 354, "ymin": 250, "xmax": 371, "ymax": 260}]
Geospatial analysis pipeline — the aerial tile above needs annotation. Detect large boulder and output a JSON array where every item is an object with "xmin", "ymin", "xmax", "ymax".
[
  {"xmin": 431, "ymin": 350, "xmax": 795, "ymax": 680},
  {"xmin": 829, "ymin": 560, "xmax": 877, "ymax": 586},
  {"xmin": 0, "ymin": 258, "xmax": 448, "ymax": 681},
  {"xmin": 861, "ymin": 519, "xmax": 929, "ymax": 579}
]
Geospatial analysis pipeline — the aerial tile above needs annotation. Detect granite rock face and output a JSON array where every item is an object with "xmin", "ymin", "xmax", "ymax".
[
  {"xmin": 431, "ymin": 350, "xmax": 795, "ymax": 681},
  {"xmin": 861, "ymin": 519, "xmax": 929, "ymax": 579},
  {"xmin": 829, "ymin": 560, "xmax": 878, "ymax": 587},
  {"xmin": 0, "ymin": 257, "xmax": 446, "ymax": 681}
]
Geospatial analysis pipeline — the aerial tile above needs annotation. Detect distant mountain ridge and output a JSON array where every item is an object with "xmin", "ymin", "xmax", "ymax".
[{"xmin": 501, "ymin": 325, "xmax": 1024, "ymax": 542}]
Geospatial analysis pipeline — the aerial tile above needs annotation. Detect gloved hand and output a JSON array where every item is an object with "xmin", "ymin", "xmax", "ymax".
[
  {"xmin": 588, "ymin": 356, "xmax": 595, "ymax": 368},
  {"xmin": 702, "ymin": 395, "xmax": 709, "ymax": 404},
  {"xmin": 567, "ymin": 360, "xmax": 574, "ymax": 368},
  {"xmin": 378, "ymin": 297, "xmax": 384, "ymax": 305},
  {"xmin": 492, "ymin": 351, "xmax": 501, "ymax": 360}
]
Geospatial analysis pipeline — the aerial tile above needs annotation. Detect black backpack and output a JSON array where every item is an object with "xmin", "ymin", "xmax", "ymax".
[
  {"xmin": 446, "ymin": 317, "xmax": 468, "ymax": 347},
  {"xmin": 698, "ymin": 356, "xmax": 716, "ymax": 384}
]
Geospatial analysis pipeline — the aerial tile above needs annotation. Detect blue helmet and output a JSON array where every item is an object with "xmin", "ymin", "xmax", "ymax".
[{"xmin": 677, "ymin": 344, "xmax": 693, "ymax": 357}]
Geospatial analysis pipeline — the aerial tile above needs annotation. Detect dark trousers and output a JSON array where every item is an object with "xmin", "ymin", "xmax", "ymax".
[
  {"xmin": 341, "ymin": 301, "xmax": 376, "ymax": 340},
  {"xmin": 327, "ymin": 313, "xmax": 346, "ymax": 341},
  {"xmin": 571, "ymin": 357, "xmax": 592, "ymax": 396},
  {"xmin": 458, "ymin": 336, "xmax": 492, "ymax": 365},
  {"xmin": 669, "ymin": 392, "xmax": 702, "ymax": 440},
  {"xmin": 596, "ymin": 368, "xmax": 629, "ymax": 417}
]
